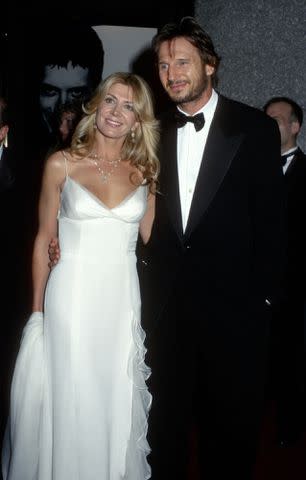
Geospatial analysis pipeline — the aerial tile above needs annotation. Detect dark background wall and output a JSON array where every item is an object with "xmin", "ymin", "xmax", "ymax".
[
  {"xmin": 195, "ymin": 0, "xmax": 306, "ymax": 152},
  {"xmin": 3, "ymin": 1, "xmax": 192, "ymax": 30}
]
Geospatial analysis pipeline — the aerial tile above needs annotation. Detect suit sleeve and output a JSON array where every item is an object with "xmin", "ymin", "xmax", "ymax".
[{"xmin": 249, "ymin": 115, "xmax": 287, "ymax": 305}]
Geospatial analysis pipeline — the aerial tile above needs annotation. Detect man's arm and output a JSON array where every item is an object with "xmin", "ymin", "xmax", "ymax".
[
  {"xmin": 250, "ymin": 114, "xmax": 286, "ymax": 304},
  {"xmin": 139, "ymin": 192, "xmax": 155, "ymax": 245}
]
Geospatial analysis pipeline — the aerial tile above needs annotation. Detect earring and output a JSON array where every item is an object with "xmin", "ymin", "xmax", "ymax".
[
  {"xmin": 131, "ymin": 130, "xmax": 135, "ymax": 143},
  {"xmin": 94, "ymin": 124, "xmax": 97, "ymax": 129}
]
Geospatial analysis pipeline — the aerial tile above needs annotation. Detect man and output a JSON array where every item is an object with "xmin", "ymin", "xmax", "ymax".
[
  {"xmin": 264, "ymin": 96, "xmax": 306, "ymax": 446},
  {"xmin": 137, "ymin": 17, "xmax": 285, "ymax": 479},
  {"xmin": 49, "ymin": 17, "xmax": 286, "ymax": 479}
]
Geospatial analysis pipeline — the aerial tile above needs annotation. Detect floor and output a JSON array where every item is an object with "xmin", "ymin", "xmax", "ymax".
[
  {"xmin": 253, "ymin": 399, "xmax": 306, "ymax": 480},
  {"xmin": 1, "ymin": 389, "xmax": 306, "ymax": 479},
  {"xmin": 187, "ymin": 398, "xmax": 306, "ymax": 479}
]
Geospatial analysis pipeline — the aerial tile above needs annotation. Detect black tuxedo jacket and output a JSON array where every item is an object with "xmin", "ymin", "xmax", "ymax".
[
  {"xmin": 283, "ymin": 147, "xmax": 306, "ymax": 297},
  {"xmin": 138, "ymin": 95, "xmax": 286, "ymax": 337}
]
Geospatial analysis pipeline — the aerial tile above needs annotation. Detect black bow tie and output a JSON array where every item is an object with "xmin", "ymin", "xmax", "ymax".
[
  {"xmin": 281, "ymin": 150, "xmax": 297, "ymax": 166},
  {"xmin": 174, "ymin": 111, "xmax": 205, "ymax": 132}
]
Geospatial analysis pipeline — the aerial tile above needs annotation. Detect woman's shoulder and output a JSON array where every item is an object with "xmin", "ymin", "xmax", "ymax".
[
  {"xmin": 46, "ymin": 149, "xmax": 80, "ymax": 171},
  {"xmin": 43, "ymin": 150, "xmax": 72, "ymax": 184},
  {"xmin": 46, "ymin": 149, "xmax": 66, "ymax": 166}
]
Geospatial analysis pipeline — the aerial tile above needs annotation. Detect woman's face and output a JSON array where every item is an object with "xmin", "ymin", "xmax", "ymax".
[{"xmin": 95, "ymin": 82, "xmax": 138, "ymax": 140}]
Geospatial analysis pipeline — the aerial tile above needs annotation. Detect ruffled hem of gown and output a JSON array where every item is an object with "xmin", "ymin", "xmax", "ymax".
[
  {"xmin": 125, "ymin": 310, "xmax": 152, "ymax": 480},
  {"xmin": 2, "ymin": 312, "xmax": 44, "ymax": 480}
]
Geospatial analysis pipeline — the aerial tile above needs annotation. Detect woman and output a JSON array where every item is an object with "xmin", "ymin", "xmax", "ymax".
[{"xmin": 2, "ymin": 72, "xmax": 159, "ymax": 480}]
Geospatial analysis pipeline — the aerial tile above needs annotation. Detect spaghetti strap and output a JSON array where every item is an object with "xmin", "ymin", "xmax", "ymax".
[{"xmin": 61, "ymin": 150, "xmax": 69, "ymax": 178}]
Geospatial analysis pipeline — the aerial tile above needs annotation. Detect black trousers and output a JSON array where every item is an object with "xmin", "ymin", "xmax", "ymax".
[
  {"xmin": 144, "ymin": 288, "xmax": 270, "ymax": 480},
  {"xmin": 269, "ymin": 296, "xmax": 306, "ymax": 440}
]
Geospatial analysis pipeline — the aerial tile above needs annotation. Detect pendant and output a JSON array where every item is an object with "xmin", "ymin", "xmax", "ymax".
[{"xmin": 89, "ymin": 152, "xmax": 121, "ymax": 184}]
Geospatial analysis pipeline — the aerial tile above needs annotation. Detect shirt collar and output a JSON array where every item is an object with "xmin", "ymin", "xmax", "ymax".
[
  {"xmin": 282, "ymin": 146, "xmax": 298, "ymax": 157},
  {"xmin": 177, "ymin": 89, "xmax": 218, "ymax": 122}
]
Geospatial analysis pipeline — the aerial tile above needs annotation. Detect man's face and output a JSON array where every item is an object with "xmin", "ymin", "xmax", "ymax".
[
  {"xmin": 39, "ymin": 61, "xmax": 89, "ymax": 134},
  {"xmin": 266, "ymin": 101, "xmax": 299, "ymax": 152},
  {"xmin": 157, "ymin": 37, "xmax": 214, "ymax": 112}
]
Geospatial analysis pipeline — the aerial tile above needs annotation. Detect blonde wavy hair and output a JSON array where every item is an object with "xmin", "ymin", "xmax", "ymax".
[{"xmin": 70, "ymin": 72, "xmax": 160, "ymax": 191}]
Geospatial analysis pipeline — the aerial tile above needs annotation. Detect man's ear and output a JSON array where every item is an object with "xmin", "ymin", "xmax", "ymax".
[
  {"xmin": 205, "ymin": 64, "xmax": 215, "ymax": 77},
  {"xmin": 291, "ymin": 120, "xmax": 300, "ymax": 137}
]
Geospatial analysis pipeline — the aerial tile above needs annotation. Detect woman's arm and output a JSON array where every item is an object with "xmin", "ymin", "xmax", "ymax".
[
  {"xmin": 31, "ymin": 153, "xmax": 65, "ymax": 312},
  {"xmin": 139, "ymin": 192, "xmax": 155, "ymax": 245}
]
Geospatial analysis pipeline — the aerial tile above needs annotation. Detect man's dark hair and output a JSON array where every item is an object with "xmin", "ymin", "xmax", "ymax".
[
  {"xmin": 151, "ymin": 16, "xmax": 221, "ymax": 86},
  {"xmin": 0, "ymin": 97, "xmax": 9, "ymax": 128},
  {"xmin": 263, "ymin": 96, "xmax": 303, "ymax": 127},
  {"xmin": 31, "ymin": 22, "xmax": 104, "ymax": 91}
]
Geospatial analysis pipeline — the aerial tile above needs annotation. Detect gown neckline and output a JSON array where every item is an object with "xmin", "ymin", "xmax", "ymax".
[{"xmin": 63, "ymin": 175, "xmax": 142, "ymax": 211}]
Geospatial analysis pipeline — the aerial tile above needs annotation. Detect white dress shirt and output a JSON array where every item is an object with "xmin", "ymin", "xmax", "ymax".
[{"xmin": 177, "ymin": 89, "xmax": 218, "ymax": 231}]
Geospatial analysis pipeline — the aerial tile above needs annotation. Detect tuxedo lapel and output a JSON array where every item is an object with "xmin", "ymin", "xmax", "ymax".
[
  {"xmin": 160, "ymin": 117, "xmax": 184, "ymax": 239},
  {"xmin": 284, "ymin": 149, "xmax": 300, "ymax": 177},
  {"xmin": 184, "ymin": 97, "xmax": 244, "ymax": 238}
]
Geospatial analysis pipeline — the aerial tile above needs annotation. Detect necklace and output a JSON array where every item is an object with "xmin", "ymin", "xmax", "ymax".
[{"xmin": 88, "ymin": 152, "xmax": 121, "ymax": 183}]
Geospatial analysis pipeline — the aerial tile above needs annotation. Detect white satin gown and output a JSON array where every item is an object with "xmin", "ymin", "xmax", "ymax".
[{"xmin": 2, "ymin": 173, "xmax": 152, "ymax": 480}]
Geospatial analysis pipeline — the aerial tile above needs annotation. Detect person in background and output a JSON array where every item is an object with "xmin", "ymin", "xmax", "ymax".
[
  {"xmin": 2, "ymin": 72, "xmax": 159, "ymax": 480},
  {"xmin": 50, "ymin": 100, "xmax": 84, "ymax": 153},
  {"xmin": 57, "ymin": 101, "xmax": 83, "ymax": 146},
  {"xmin": 264, "ymin": 96, "xmax": 306, "ymax": 447}
]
